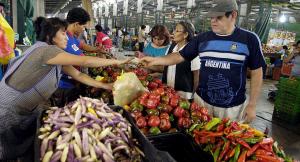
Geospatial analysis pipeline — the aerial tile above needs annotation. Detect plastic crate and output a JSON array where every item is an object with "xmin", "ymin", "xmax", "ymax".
[
  {"xmin": 147, "ymin": 132, "xmax": 213, "ymax": 162},
  {"xmin": 35, "ymin": 106, "xmax": 175, "ymax": 162},
  {"xmin": 273, "ymin": 107, "xmax": 300, "ymax": 124},
  {"xmin": 277, "ymin": 77, "xmax": 300, "ymax": 94},
  {"xmin": 281, "ymin": 63, "xmax": 294, "ymax": 76},
  {"xmin": 272, "ymin": 67, "xmax": 281, "ymax": 81}
]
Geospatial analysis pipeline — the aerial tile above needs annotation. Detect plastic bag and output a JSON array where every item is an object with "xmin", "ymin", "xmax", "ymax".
[
  {"xmin": 113, "ymin": 72, "xmax": 148, "ymax": 106},
  {"xmin": 0, "ymin": 15, "xmax": 15, "ymax": 64}
]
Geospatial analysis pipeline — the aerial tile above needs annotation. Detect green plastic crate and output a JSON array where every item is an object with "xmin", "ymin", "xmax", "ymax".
[
  {"xmin": 277, "ymin": 77, "xmax": 300, "ymax": 95},
  {"xmin": 273, "ymin": 107, "xmax": 300, "ymax": 124}
]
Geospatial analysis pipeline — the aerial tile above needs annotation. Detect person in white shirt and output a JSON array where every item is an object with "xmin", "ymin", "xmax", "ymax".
[{"xmin": 138, "ymin": 25, "xmax": 147, "ymax": 52}]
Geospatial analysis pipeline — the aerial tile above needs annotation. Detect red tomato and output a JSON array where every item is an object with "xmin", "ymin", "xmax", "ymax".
[
  {"xmin": 159, "ymin": 118, "xmax": 171, "ymax": 131},
  {"xmin": 153, "ymin": 78, "xmax": 162, "ymax": 85},
  {"xmin": 178, "ymin": 117, "xmax": 191, "ymax": 128},
  {"xmin": 131, "ymin": 111, "xmax": 142, "ymax": 121},
  {"xmin": 148, "ymin": 116, "xmax": 161, "ymax": 127},
  {"xmin": 173, "ymin": 107, "xmax": 185, "ymax": 118},
  {"xmin": 153, "ymin": 88, "xmax": 165, "ymax": 96},
  {"xmin": 146, "ymin": 98, "xmax": 158, "ymax": 109},
  {"xmin": 200, "ymin": 107, "xmax": 209, "ymax": 115},
  {"xmin": 148, "ymin": 82, "xmax": 159, "ymax": 89},
  {"xmin": 159, "ymin": 113, "xmax": 170, "ymax": 120},
  {"xmin": 169, "ymin": 97, "xmax": 179, "ymax": 107},
  {"xmin": 190, "ymin": 102, "xmax": 200, "ymax": 112},
  {"xmin": 136, "ymin": 117, "xmax": 147, "ymax": 128}
]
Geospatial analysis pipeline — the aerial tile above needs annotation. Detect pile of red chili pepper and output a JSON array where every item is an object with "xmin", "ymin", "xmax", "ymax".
[{"xmin": 191, "ymin": 117, "xmax": 296, "ymax": 162}]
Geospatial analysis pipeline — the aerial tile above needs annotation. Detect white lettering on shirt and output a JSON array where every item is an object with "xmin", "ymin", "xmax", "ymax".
[
  {"xmin": 72, "ymin": 44, "xmax": 79, "ymax": 51},
  {"xmin": 205, "ymin": 60, "xmax": 230, "ymax": 69}
]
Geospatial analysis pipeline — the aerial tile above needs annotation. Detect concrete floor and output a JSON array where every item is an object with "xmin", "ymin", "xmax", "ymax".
[{"xmin": 248, "ymin": 79, "xmax": 300, "ymax": 159}]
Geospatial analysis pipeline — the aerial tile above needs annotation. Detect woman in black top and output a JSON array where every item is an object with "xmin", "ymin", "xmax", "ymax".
[{"xmin": 162, "ymin": 22, "xmax": 200, "ymax": 100}]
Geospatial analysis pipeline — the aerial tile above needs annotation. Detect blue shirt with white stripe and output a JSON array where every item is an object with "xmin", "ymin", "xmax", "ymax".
[{"xmin": 180, "ymin": 27, "xmax": 266, "ymax": 108}]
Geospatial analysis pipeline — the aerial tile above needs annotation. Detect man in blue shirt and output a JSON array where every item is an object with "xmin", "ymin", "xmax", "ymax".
[
  {"xmin": 53, "ymin": 7, "xmax": 108, "ymax": 106},
  {"xmin": 141, "ymin": 0, "xmax": 265, "ymax": 123}
]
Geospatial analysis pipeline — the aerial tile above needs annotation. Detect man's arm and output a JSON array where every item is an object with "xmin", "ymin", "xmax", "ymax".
[
  {"xmin": 62, "ymin": 65, "xmax": 113, "ymax": 90},
  {"xmin": 141, "ymin": 52, "xmax": 185, "ymax": 67},
  {"xmin": 244, "ymin": 67, "xmax": 263, "ymax": 123},
  {"xmin": 192, "ymin": 70, "xmax": 200, "ymax": 92}
]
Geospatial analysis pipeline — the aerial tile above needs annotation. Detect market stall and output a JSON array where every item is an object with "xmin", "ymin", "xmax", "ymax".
[{"xmin": 35, "ymin": 57, "xmax": 298, "ymax": 162}]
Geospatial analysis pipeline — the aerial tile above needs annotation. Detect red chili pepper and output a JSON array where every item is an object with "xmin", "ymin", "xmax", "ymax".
[
  {"xmin": 241, "ymin": 130, "xmax": 255, "ymax": 139},
  {"xmin": 259, "ymin": 143, "xmax": 273, "ymax": 153},
  {"xmin": 212, "ymin": 140, "xmax": 224, "ymax": 152},
  {"xmin": 224, "ymin": 146, "xmax": 236, "ymax": 161},
  {"xmin": 222, "ymin": 117, "xmax": 230, "ymax": 124},
  {"xmin": 256, "ymin": 154, "xmax": 284, "ymax": 162},
  {"xmin": 247, "ymin": 143, "xmax": 260, "ymax": 157},
  {"xmin": 237, "ymin": 150, "xmax": 247, "ymax": 162},
  {"xmin": 255, "ymin": 149, "xmax": 273, "ymax": 156},
  {"xmin": 224, "ymin": 127, "xmax": 232, "ymax": 135},
  {"xmin": 231, "ymin": 121, "xmax": 242, "ymax": 130},
  {"xmin": 259, "ymin": 137, "xmax": 274, "ymax": 145},
  {"xmin": 236, "ymin": 138, "xmax": 251, "ymax": 150},
  {"xmin": 216, "ymin": 123, "xmax": 225, "ymax": 132},
  {"xmin": 218, "ymin": 140, "xmax": 230, "ymax": 162}
]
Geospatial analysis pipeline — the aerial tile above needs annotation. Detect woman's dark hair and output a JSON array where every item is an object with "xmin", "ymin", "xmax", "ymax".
[
  {"xmin": 177, "ymin": 21, "xmax": 195, "ymax": 42},
  {"xmin": 67, "ymin": 7, "xmax": 90, "ymax": 25},
  {"xmin": 34, "ymin": 17, "xmax": 68, "ymax": 45},
  {"xmin": 141, "ymin": 25, "xmax": 146, "ymax": 30},
  {"xmin": 283, "ymin": 45, "xmax": 288, "ymax": 50},
  {"xmin": 95, "ymin": 24, "xmax": 103, "ymax": 32},
  {"xmin": 149, "ymin": 25, "xmax": 170, "ymax": 46}
]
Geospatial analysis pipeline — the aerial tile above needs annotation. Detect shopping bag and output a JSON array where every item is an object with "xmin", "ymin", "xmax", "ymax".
[
  {"xmin": 0, "ymin": 15, "xmax": 15, "ymax": 64},
  {"xmin": 113, "ymin": 72, "xmax": 148, "ymax": 106}
]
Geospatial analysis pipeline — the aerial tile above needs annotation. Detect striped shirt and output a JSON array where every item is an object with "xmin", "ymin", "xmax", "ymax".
[{"xmin": 180, "ymin": 27, "xmax": 266, "ymax": 107}]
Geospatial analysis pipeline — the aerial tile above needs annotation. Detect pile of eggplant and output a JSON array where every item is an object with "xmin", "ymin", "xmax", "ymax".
[{"xmin": 39, "ymin": 97, "xmax": 144, "ymax": 162}]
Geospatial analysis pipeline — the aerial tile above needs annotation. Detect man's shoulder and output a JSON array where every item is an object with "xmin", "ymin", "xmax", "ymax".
[
  {"xmin": 196, "ymin": 31, "xmax": 214, "ymax": 42},
  {"xmin": 237, "ymin": 28, "xmax": 260, "ymax": 41}
]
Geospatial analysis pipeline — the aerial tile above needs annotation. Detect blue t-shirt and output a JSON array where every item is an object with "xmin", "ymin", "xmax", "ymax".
[
  {"xmin": 144, "ymin": 43, "xmax": 169, "ymax": 57},
  {"xmin": 180, "ymin": 27, "xmax": 266, "ymax": 108},
  {"xmin": 59, "ymin": 32, "xmax": 84, "ymax": 89}
]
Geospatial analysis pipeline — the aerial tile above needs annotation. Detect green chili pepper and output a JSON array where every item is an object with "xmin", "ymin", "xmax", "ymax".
[
  {"xmin": 213, "ymin": 147, "xmax": 221, "ymax": 162},
  {"xmin": 233, "ymin": 144, "xmax": 240, "ymax": 162},
  {"xmin": 205, "ymin": 118, "xmax": 221, "ymax": 131},
  {"xmin": 189, "ymin": 123, "xmax": 200, "ymax": 132},
  {"xmin": 244, "ymin": 137, "xmax": 263, "ymax": 144}
]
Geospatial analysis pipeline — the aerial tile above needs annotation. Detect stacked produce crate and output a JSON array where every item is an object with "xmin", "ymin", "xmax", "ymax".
[{"xmin": 273, "ymin": 77, "xmax": 300, "ymax": 124}]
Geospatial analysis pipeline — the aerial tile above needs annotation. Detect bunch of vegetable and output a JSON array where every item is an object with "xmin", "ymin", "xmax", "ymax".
[
  {"xmin": 191, "ymin": 118, "xmax": 295, "ymax": 162},
  {"xmin": 126, "ymin": 85, "xmax": 210, "ymax": 135},
  {"xmin": 39, "ymin": 97, "xmax": 144, "ymax": 162}
]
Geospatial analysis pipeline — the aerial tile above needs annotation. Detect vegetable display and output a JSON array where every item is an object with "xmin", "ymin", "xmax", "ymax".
[
  {"xmin": 39, "ymin": 97, "xmax": 144, "ymax": 162},
  {"xmin": 126, "ymin": 84, "xmax": 211, "ymax": 135},
  {"xmin": 190, "ymin": 118, "xmax": 296, "ymax": 162}
]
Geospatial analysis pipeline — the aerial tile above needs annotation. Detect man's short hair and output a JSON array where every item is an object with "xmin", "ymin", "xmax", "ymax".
[{"xmin": 67, "ymin": 7, "xmax": 91, "ymax": 25}]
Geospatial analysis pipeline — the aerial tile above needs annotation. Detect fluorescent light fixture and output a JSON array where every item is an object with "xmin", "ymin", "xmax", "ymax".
[{"xmin": 279, "ymin": 14, "xmax": 286, "ymax": 23}]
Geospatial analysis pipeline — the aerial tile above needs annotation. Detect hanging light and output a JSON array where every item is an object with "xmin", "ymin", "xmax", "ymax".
[{"xmin": 279, "ymin": 14, "xmax": 286, "ymax": 23}]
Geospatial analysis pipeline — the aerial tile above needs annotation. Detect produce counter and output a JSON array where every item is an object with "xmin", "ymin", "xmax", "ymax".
[{"xmin": 36, "ymin": 58, "xmax": 298, "ymax": 162}]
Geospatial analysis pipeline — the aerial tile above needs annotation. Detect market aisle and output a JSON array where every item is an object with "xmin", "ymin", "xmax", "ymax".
[{"xmin": 248, "ymin": 79, "xmax": 300, "ymax": 159}]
